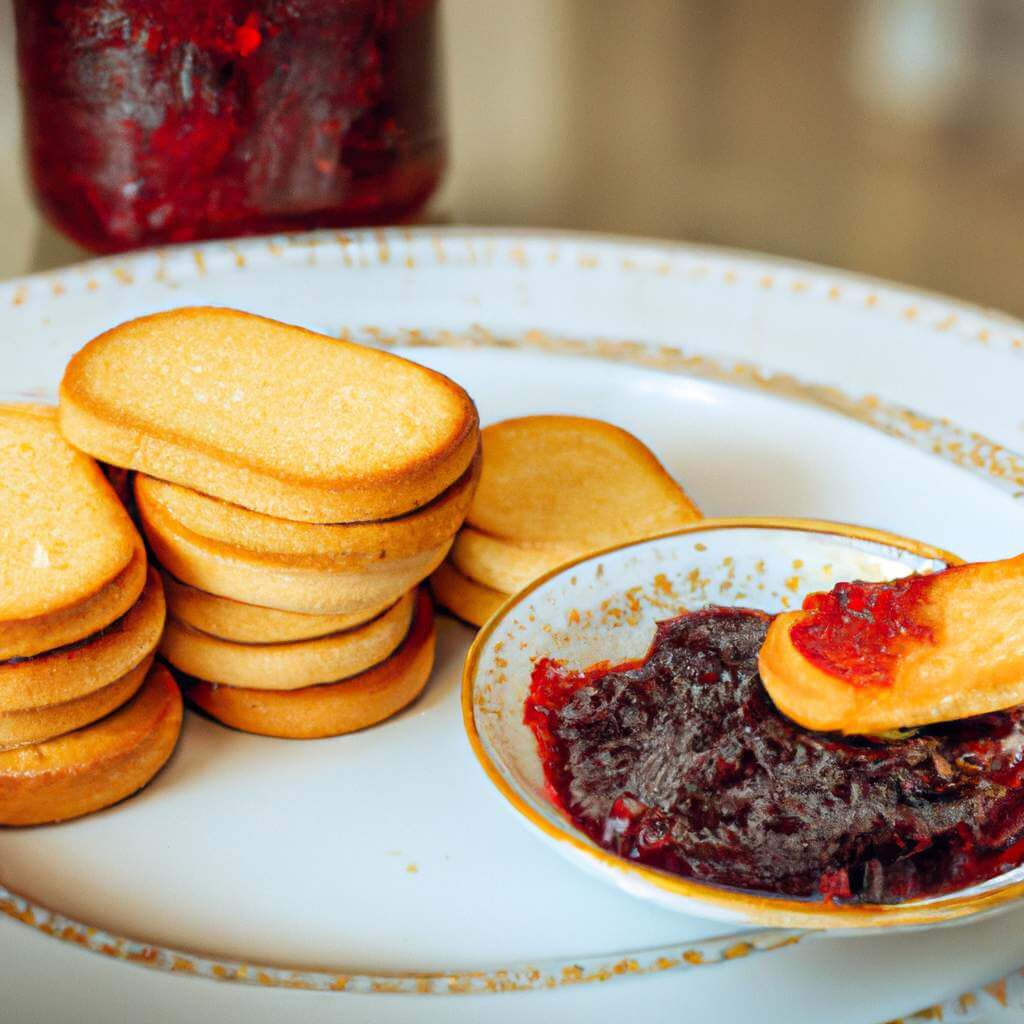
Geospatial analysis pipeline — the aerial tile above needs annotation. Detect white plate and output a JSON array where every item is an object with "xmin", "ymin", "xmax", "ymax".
[{"xmin": 3, "ymin": 228, "xmax": 1024, "ymax": 1023}]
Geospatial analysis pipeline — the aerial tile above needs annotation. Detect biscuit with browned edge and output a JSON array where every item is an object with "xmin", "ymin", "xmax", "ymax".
[
  {"xmin": 183, "ymin": 590, "xmax": 435, "ymax": 739},
  {"xmin": 450, "ymin": 528, "xmax": 577, "ymax": 594},
  {"xmin": 0, "ymin": 662, "xmax": 182, "ymax": 826},
  {"xmin": 0, "ymin": 543, "xmax": 147, "ymax": 662},
  {"xmin": 0, "ymin": 404, "xmax": 142, "ymax": 660},
  {"xmin": 430, "ymin": 559, "xmax": 506, "ymax": 628},
  {"xmin": 135, "ymin": 449, "xmax": 480, "ymax": 567},
  {"xmin": 160, "ymin": 589, "xmax": 415, "ymax": 690},
  {"xmin": 59, "ymin": 307, "xmax": 479, "ymax": 523},
  {"xmin": 0, "ymin": 656, "xmax": 153, "ymax": 750},
  {"xmin": 759, "ymin": 554, "xmax": 1024, "ymax": 734},
  {"xmin": 0, "ymin": 569, "xmax": 165, "ymax": 712},
  {"xmin": 137, "ymin": 487, "xmax": 449, "ymax": 615},
  {"xmin": 161, "ymin": 572, "xmax": 391, "ymax": 644},
  {"xmin": 466, "ymin": 415, "xmax": 700, "ymax": 546}
]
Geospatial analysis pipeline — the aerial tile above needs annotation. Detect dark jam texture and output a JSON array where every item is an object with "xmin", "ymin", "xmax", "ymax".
[
  {"xmin": 15, "ymin": 1, "xmax": 444, "ymax": 252},
  {"xmin": 791, "ymin": 575, "xmax": 936, "ymax": 687},
  {"xmin": 525, "ymin": 608, "xmax": 1024, "ymax": 903}
]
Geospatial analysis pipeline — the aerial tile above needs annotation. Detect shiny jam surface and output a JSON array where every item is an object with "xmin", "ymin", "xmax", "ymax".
[
  {"xmin": 525, "ymin": 607, "xmax": 1024, "ymax": 902},
  {"xmin": 790, "ymin": 574, "xmax": 937, "ymax": 687},
  {"xmin": 15, "ymin": 1, "xmax": 444, "ymax": 252}
]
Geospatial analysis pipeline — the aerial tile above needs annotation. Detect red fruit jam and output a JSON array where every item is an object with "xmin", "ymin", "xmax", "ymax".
[
  {"xmin": 525, "ymin": 607, "xmax": 1024, "ymax": 902},
  {"xmin": 15, "ymin": 1, "xmax": 444, "ymax": 252},
  {"xmin": 791, "ymin": 575, "xmax": 937, "ymax": 687}
]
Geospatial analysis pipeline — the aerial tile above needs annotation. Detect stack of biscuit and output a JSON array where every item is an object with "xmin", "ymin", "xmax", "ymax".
[
  {"xmin": 59, "ymin": 307, "xmax": 479, "ymax": 739},
  {"xmin": 0, "ymin": 404, "xmax": 178, "ymax": 825},
  {"xmin": 432, "ymin": 415, "xmax": 702, "ymax": 626}
]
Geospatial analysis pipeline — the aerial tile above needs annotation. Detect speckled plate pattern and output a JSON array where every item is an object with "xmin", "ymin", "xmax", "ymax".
[{"xmin": 3, "ymin": 228, "xmax": 1024, "ymax": 1024}]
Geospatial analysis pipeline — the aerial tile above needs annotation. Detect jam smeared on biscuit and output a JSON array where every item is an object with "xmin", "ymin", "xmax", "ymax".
[
  {"xmin": 790, "ymin": 575, "xmax": 936, "ymax": 687},
  {"xmin": 525, "ymin": 607, "xmax": 1024, "ymax": 903}
]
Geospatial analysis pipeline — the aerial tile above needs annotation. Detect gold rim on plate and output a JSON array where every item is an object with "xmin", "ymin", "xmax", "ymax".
[{"xmin": 5, "ymin": 227, "xmax": 1024, "ymax": 993}]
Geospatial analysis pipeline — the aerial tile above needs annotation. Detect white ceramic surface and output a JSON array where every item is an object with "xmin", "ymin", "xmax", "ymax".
[{"xmin": 3, "ymin": 228, "xmax": 1024, "ymax": 1023}]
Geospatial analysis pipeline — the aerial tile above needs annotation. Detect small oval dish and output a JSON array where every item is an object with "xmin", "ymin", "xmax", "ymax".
[{"xmin": 462, "ymin": 517, "xmax": 1024, "ymax": 930}]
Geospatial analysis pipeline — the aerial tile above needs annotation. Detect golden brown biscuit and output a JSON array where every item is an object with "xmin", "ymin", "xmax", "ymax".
[
  {"xmin": 0, "ymin": 655, "xmax": 153, "ymax": 749},
  {"xmin": 0, "ymin": 542, "xmax": 147, "ymax": 662},
  {"xmin": 182, "ymin": 590, "xmax": 435, "ymax": 738},
  {"xmin": 138, "ymin": 486, "xmax": 451, "ymax": 615},
  {"xmin": 135, "ymin": 450, "xmax": 480, "ymax": 567},
  {"xmin": 467, "ymin": 415, "xmax": 700, "ymax": 546},
  {"xmin": 161, "ymin": 572, "xmax": 391, "ymax": 644},
  {"xmin": 759, "ymin": 554, "xmax": 1024, "ymax": 734},
  {"xmin": 450, "ymin": 528, "xmax": 577, "ymax": 594},
  {"xmin": 430, "ymin": 558, "xmax": 507, "ymax": 628},
  {"xmin": 59, "ymin": 307, "xmax": 479, "ymax": 523},
  {"xmin": 0, "ymin": 569, "xmax": 165, "ymax": 712},
  {"xmin": 0, "ymin": 404, "xmax": 138, "ymax": 624},
  {"xmin": 0, "ymin": 662, "xmax": 182, "ymax": 826},
  {"xmin": 160, "ymin": 589, "xmax": 415, "ymax": 690}
]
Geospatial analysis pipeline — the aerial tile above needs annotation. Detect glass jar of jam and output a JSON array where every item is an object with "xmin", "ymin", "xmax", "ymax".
[{"xmin": 15, "ymin": 1, "xmax": 445, "ymax": 253}]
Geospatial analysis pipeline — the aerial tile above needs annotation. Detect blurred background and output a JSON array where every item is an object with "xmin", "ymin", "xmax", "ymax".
[{"xmin": 2, "ymin": 0, "xmax": 1023, "ymax": 315}]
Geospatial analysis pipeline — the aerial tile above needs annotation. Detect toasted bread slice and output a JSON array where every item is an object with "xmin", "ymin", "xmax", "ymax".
[
  {"xmin": 182, "ymin": 590, "xmax": 435, "ymax": 738},
  {"xmin": 0, "ymin": 655, "xmax": 152, "ymax": 750},
  {"xmin": 138, "ymin": 485, "xmax": 451, "ymax": 614},
  {"xmin": 451, "ymin": 528, "xmax": 578, "ymax": 594},
  {"xmin": 467, "ymin": 415, "xmax": 700, "ymax": 546},
  {"xmin": 59, "ymin": 307, "xmax": 479, "ymax": 523},
  {"xmin": 759, "ymin": 555, "xmax": 1024, "ymax": 735},
  {"xmin": 0, "ymin": 569, "xmax": 165, "ymax": 712},
  {"xmin": 0, "ymin": 404, "xmax": 138, "ymax": 624},
  {"xmin": 0, "ymin": 662, "xmax": 181, "ymax": 825},
  {"xmin": 160, "ymin": 589, "xmax": 415, "ymax": 690},
  {"xmin": 430, "ymin": 558, "xmax": 506, "ymax": 628},
  {"xmin": 0, "ymin": 541, "xmax": 147, "ymax": 662},
  {"xmin": 134, "ymin": 448, "xmax": 479, "ymax": 568},
  {"xmin": 161, "ymin": 572, "xmax": 390, "ymax": 644}
]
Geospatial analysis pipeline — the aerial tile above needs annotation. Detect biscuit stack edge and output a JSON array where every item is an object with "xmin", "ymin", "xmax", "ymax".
[
  {"xmin": 0, "ymin": 405, "xmax": 179, "ymax": 825},
  {"xmin": 58, "ymin": 308, "xmax": 480, "ymax": 739}
]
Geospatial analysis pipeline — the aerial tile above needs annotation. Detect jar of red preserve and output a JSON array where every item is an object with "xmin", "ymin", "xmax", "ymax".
[{"xmin": 14, "ymin": 1, "xmax": 445, "ymax": 252}]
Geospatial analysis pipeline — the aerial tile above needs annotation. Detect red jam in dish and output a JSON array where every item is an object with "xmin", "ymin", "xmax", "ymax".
[
  {"xmin": 15, "ymin": 0, "xmax": 444, "ymax": 252},
  {"xmin": 790, "ymin": 575, "xmax": 936, "ymax": 687},
  {"xmin": 525, "ymin": 607, "xmax": 1024, "ymax": 903}
]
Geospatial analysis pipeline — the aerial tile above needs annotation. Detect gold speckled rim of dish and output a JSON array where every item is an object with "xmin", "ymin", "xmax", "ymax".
[{"xmin": 461, "ymin": 515, "xmax": 1024, "ymax": 930}]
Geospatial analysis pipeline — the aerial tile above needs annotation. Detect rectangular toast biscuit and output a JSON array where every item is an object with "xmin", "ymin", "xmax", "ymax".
[
  {"xmin": 59, "ymin": 308, "xmax": 479, "ymax": 523},
  {"xmin": 0, "ymin": 404, "xmax": 138, "ymax": 623}
]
